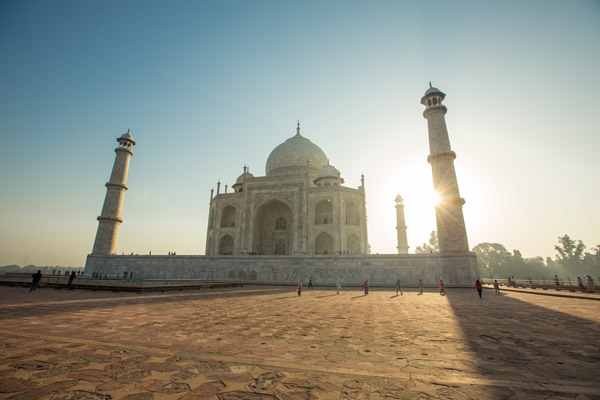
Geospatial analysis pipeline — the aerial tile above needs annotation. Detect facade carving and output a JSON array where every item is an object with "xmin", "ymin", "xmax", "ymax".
[{"xmin": 253, "ymin": 191, "xmax": 296, "ymax": 209}]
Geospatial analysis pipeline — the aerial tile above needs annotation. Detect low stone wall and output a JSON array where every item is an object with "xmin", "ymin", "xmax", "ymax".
[{"xmin": 85, "ymin": 253, "xmax": 479, "ymax": 287}]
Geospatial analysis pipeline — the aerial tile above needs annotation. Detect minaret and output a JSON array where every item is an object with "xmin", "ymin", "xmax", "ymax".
[
  {"xmin": 395, "ymin": 195, "xmax": 409, "ymax": 254},
  {"xmin": 91, "ymin": 130, "xmax": 136, "ymax": 255},
  {"xmin": 421, "ymin": 84, "xmax": 469, "ymax": 254}
]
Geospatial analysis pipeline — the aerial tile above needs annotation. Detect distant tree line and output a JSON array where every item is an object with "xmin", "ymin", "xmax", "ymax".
[
  {"xmin": 0, "ymin": 265, "xmax": 84, "ymax": 274},
  {"xmin": 474, "ymin": 234, "xmax": 599, "ymax": 282},
  {"xmin": 415, "ymin": 231, "xmax": 599, "ymax": 282}
]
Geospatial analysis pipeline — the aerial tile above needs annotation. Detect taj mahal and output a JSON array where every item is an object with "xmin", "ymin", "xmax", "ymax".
[
  {"xmin": 205, "ymin": 121, "xmax": 368, "ymax": 257},
  {"xmin": 84, "ymin": 85, "xmax": 479, "ymax": 286}
]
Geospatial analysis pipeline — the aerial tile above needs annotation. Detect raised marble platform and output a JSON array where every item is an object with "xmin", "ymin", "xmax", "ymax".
[{"xmin": 85, "ymin": 253, "xmax": 479, "ymax": 286}]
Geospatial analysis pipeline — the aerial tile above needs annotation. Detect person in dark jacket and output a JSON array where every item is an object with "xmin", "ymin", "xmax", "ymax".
[
  {"xmin": 475, "ymin": 280, "xmax": 483, "ymax": 299},
  {"xmin": 30, "ymin": 270, "xmax": 42, "ymax": 292},
  {"xmin": 67, "ymin": 271, "xmax": 76, "ymax": 289}
]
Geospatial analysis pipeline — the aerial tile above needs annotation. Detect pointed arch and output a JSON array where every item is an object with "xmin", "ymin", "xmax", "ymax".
[
  {"xmin": 253, "ymin": 199, "xmax": 293, "ymax": 255},
  {"xmin": 218, "ymin": 234, "xmax": 234, "ymax": 255},
  {"xmin": 315, "ymin": 232, "xmax": 334, "ymax": 255},
  {"xmin": 347, "ymin": 233, "xmax": 361, "ymax": 254},
  {"xmin": 345, "ymin": 201, "xmax": 359, "ymax": 225},
  {"xmin": 315, "ymin": 199, "xmax": 333, "ymax": 225},
  {"xmin": 220, "ymin": 205, "xmax": 236, "ymax": 227}
]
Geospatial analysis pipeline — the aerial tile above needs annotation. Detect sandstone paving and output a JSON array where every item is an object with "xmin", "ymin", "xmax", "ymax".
[{"xmin": 0, "ymin": 285, "xmax": 599, "ymax": 399}]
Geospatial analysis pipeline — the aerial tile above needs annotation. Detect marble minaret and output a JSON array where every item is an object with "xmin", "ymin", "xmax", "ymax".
[
  {"xmin": 395, "ymin": 195, "xmax": 409, "ymax": 254},
  {"xmin": 421, "ymin": 85, "xmax": 469, "ymax": 254},
  {"xmin": 91, "ymin": 130, "xmax": 136, "ymax": 255}
]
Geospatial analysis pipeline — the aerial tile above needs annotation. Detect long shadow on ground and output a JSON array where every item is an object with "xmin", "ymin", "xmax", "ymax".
[{"xmin": 446, "ymin": 288, "xmax": 600, "ymax": 398}]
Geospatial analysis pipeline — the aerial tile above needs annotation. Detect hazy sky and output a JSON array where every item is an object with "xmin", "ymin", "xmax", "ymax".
[{"xmin": 1, "ymin": 0, "xmax": 598, "ymax": 267}]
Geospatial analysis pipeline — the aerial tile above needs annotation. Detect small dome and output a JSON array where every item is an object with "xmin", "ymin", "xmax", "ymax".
[
  {"xmin": 317, "ymin": 164, "xmax": 340, "ymax": 179},
  {"xmin": 424, "ymin": 86, "xmax": 442, "ymax": 96},
  {"xmin": 266, "ymin": 131, "xmax": 328, "ymax": 177},
  {"xmin": 117, "ymin": 130, "xmax": 135, "ymax": 145},
  {"xmin": 235, "ymin": 171, "xmax": 254, "ymax": 184},
  {"xmin": 421, "ymin": 85, "xmax": 446, "ymax": 105}
]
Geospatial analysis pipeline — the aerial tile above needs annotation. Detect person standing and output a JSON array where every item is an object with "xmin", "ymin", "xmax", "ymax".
[
  {"xmin": 364, "ymin": 280, "xmax": 369, "ymax": 295},
  {"xmin": 30, "ymin": 270, "xmax": 42, "ymax": 292},
  {"xmin": 418, "ymin": 279, "xmax": 424, "ymax": 295},
  {"xmin": 308, "ymin": 276, "xmax": 313, "ymax": 289},
  {"xmin": 493, "ymin": 279, "xmax": 500, "ymax": 295},
  {"xmin": 439, "ymin": 280, "xmax": 445, "ymax": 295},
  {"xmin": 67, "ymin": 271, "xmax": 76, "ymax": 289},
  {"xmin": 336, "ymin": 278, "xmax": 341, "ymax": 295},
  {"xmin": 475, "ymin": 280, "xmax": 483, "ymax": 299},
  {"xmin": 395, "ymin": 279, "xmax": 403, "ymax": 296},
  {"xmin": 297, "ymin": 280, "xmax": 303, "ymax": 297}
]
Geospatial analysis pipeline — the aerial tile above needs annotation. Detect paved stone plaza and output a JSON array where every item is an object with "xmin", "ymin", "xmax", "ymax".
[{"xmin": 0, "ymin": 285, "xmax": 599, "ymax": 399}]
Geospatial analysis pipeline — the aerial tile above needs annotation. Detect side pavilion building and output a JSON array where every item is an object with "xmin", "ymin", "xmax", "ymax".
[{"xmin": 206, "ymin": 123, "xmax": 368, "ymax": 257}]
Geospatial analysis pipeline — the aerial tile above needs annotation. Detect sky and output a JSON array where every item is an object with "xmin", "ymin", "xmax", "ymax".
[{"xmin": 0, "ymin": 0, "xmax": 599, "ymax": 267}]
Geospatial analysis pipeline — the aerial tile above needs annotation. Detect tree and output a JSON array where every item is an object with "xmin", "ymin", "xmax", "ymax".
[
  {"xmin": 472, "ymin": 243, "xmax": 511, "ymax": 278},
  {"xmin": 415, "ymin": 231, "xmax": 438, "ymax": 254},
  {"xmin": 555, "ymin": 234, "xmax": 586, "ymax": 263}
]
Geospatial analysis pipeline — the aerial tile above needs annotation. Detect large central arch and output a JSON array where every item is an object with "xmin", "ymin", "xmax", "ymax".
[{"xmin": 252, "ymin": 199, "xmax": 294, "ymax": 255}]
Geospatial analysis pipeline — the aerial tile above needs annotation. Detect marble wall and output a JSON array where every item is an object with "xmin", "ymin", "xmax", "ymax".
[{"xmin": 85, "ymin": 253, "xmax": 479, "ymax": 286}]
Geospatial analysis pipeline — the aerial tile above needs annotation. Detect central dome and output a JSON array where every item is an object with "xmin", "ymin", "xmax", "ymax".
[{"xmin": 265, "ymin": 127, "xmax": 328, "ymax": 178}]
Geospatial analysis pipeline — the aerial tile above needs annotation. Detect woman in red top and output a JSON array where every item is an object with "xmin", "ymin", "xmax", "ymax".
[{"xmin": 475, "ymin": 280, "xmax": 483, "ymax": 299}]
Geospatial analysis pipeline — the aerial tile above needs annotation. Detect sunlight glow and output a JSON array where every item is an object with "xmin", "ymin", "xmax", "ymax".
[{"xmin": 431, "ymin": 191, "xmax": 441, "ymax": 208}]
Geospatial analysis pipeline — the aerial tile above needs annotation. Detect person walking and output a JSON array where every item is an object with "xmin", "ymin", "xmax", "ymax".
[
  {"xmin": 29, "ymin": 270, "xmax": 42, "ymax": 292},
  {"xmin": 67, "ymin": 271, "xmax": 76, "ymax": 289},
  {"xmin": 475, "ymin": 280, "xmax": 483, "ymax": 299},
  {"xmin": 297, "ymin": 280, "xmax": 303, "ymax": 297},
  {"xmin": 308, "ymin": 276, "xmax": 313, "ymax": 289},
  {"xmin": 336, "ymin": 278, "xmax": 341, "ymax": 295},
  {"xmin": 418, "ymin": 279, "xmax": 424, "ymax": 295},
  {"xmin": 395, "ymin": 279, "xmax": 403, "ymax": 296},
  {"xmin": 364, "ymin": 280, "xmax": 369, "ymax": 295},
  {"xmin": 439, "ymin": 280, "xmax": 445, "ymax": 295},
  {"xmin": 493, "ymin": 279, "xmax": 500, "ymax": 295}
]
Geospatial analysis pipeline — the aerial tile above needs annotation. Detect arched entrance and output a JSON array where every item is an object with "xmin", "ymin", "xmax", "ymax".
[
  {"xmin": 315, "ymin": 232, "xmax": 334, "ymax": 255},
  {"xmin": 345, "ymin": 201, "xmax": 359, "ymax": 225},
  {"xmin": 252, "ymin": 199, "xmax": 293, "ymax": 255},
  {"xmin": 347, "ymin": 233, "xmax": 360, "ymax": 254},
  {"xmin": 218, "ymin": 234, "xmax": 234, "ymax": 255},
  {"xmin": 220, "ymin": 205, "xmax": 236, "ymax": 227},
  {"xmin": 315, "ymin": 199, "xmax": 333, "ymax": 225}
]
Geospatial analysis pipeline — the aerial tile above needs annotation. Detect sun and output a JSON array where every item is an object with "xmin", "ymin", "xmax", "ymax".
[{"xmin": 430, "ymin": 191, "xmax": 441, "ymax": 208}]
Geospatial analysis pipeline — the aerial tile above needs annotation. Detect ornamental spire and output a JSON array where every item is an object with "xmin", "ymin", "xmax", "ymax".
[{"xmin": 296, "ymin": 120, "xmax": 300, "ymax": 136}]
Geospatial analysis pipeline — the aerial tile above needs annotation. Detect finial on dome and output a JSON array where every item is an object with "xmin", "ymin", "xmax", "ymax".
[
  {"xmin": 296, "ymin": 120, "xmax": 301, "ymax": 136},
  {"xmin": 429, "ymin": 81, "xmax": 432, "ymax": 88}
]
